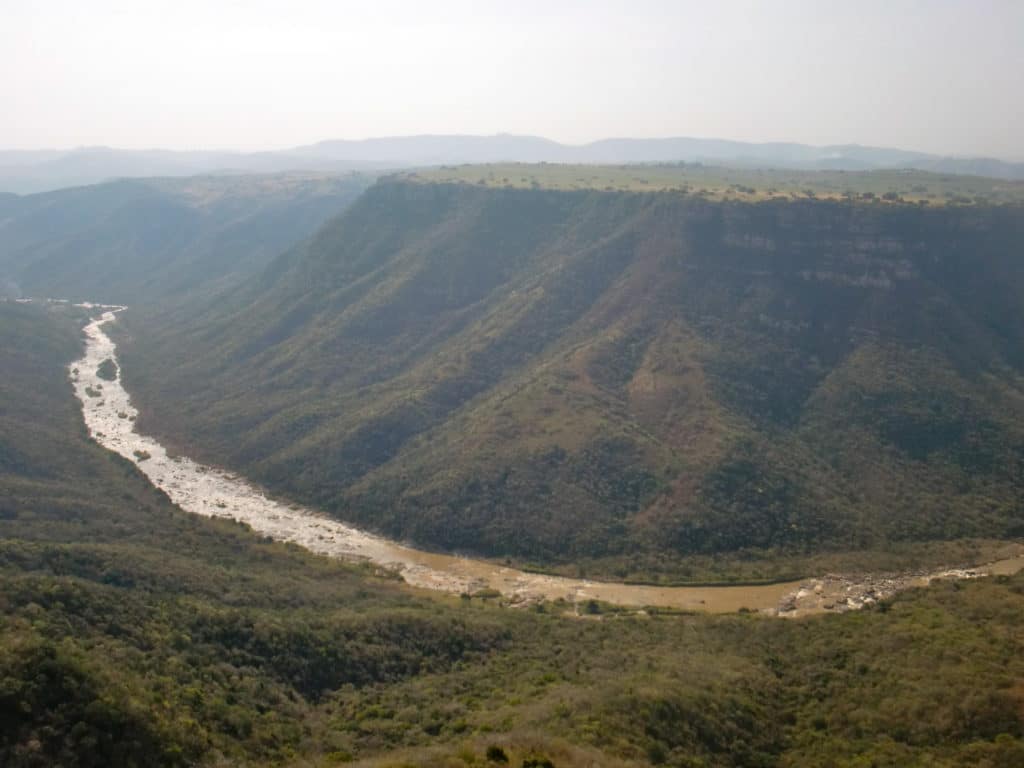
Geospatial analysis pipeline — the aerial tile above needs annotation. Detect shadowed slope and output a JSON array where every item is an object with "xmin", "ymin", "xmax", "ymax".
[{"xmin": 0, "ymin": 173, "xmax": 372, "ymax": 304}]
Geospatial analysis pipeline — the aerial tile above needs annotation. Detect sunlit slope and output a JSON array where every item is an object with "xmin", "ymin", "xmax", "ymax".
[{"xmin": 121, "ymin": 179, "xmax": 1024, "ymax": 566}]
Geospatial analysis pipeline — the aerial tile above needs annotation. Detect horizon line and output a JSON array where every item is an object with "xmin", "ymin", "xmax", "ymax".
[{"xmin": 1, "ymin": 133, "xmax": 1022, "ymax": 165}]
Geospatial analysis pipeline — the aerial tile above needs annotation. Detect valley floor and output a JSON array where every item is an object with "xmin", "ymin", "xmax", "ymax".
[{"xmin": 69, "ymin": 303, "xmax": 1024, "ymax": 617}]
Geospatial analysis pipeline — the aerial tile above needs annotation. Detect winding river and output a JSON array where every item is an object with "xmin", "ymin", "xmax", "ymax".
[{"xmin": 70, "ymin": 307, "xmax": 1024, "ymax": 615}]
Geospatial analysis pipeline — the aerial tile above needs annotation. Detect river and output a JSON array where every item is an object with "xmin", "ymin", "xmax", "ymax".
[{"xmin": 70, "ymin": 307, "xmax": 1024, "ymax": 615}]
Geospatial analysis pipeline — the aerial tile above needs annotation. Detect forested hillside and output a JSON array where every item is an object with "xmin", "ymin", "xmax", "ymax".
[
  {"xmin": 119, "ymin": 176, "xmax": 1024, "ymax": 576},
  {"xmin": 0, "ymin": 173, "xmax": 371, "ymax": 304},
  {"xmin": 3, "ymin": 300, "xmax": 1024, "ymax": 767}
]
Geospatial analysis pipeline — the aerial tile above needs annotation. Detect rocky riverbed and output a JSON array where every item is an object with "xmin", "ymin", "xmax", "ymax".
[{"xmin": 774, "ymin": 557, "xmax": 1024, "ymax": 617}]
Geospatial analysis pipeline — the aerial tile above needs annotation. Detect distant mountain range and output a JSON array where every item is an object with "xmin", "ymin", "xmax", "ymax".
[{"xmin": 2, "ymin": 134, "xmax": 1023, "ymax": 194}]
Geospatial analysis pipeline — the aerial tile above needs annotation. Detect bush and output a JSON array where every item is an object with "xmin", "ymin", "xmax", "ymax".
[{"xmin": 486, "ymin": 744, "xmax": 509, "ymax": 763}]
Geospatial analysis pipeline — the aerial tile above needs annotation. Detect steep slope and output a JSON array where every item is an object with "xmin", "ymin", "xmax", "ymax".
[
  {"xmin": 120, "ymin": 179, "xmax": 1024, "ymax": 571},
  {"xmin": 0, "ymin": 172, "xmax": 371, "ymax": 304}
]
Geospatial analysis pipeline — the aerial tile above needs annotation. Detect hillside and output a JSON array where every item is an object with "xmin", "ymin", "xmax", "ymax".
[
  {"xmin": 4, "ymin": 300, "xmax": 1024, "ymax": 767},
  {"xmin": 0, "ymin": 172, "xmax": 372, "ymax": 304},
  {"xmin": 118, "ymin": 175, "xmax": 1024, "ymax": 578}
]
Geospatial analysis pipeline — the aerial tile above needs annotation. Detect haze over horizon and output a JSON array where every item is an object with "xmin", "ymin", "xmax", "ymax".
[
  {"xmin": 7, "ymin": 132, "xmax": 1024, "ymax": 163},
  {"xmin": 4, "ymin": 0, "xmax": 1023, "ymax": 161}
]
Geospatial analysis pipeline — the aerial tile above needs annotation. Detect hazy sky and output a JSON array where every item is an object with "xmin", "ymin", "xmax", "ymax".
[{"xmin": 3, "ymin": 0, "xmax": 1023, "ymax": 158}]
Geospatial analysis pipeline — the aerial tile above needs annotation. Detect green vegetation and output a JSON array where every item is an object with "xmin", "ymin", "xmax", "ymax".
[
  {"xmin": 3, "ymin": 300, "xmax": 1024, "ymax": 766},
  {"xmin": 0, "ymin": 172, "xmax": 373, "ymax": 305},
  {"xmin": 408, "ymin": 162, "xmax": 1024, "ymax": 204},
  {"xmin": 95, "ymin": 358, "xmax": 117, "ymax": 381},
  {"xmin": 117, "ymin": 178, "xmax": 1024, "ymax": 580},
  {"xmin": 0, "ymin": 302, "xmax": 509, "ymax": 765}
]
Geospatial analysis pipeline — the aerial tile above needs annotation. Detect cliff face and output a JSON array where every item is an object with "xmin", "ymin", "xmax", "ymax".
[{"xmin": 121, "ymin": 182, "xmax": 1024, "ymax": 564}]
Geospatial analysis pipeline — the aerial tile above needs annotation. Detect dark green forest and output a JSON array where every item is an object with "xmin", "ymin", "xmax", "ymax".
[
  {"xmin": 3, "ymin": 300, "xmax": 1024, "ymax": 766},
  {"xmin": 117, "ymin": 179, "xmax": 1024, "ymax": 579}
]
